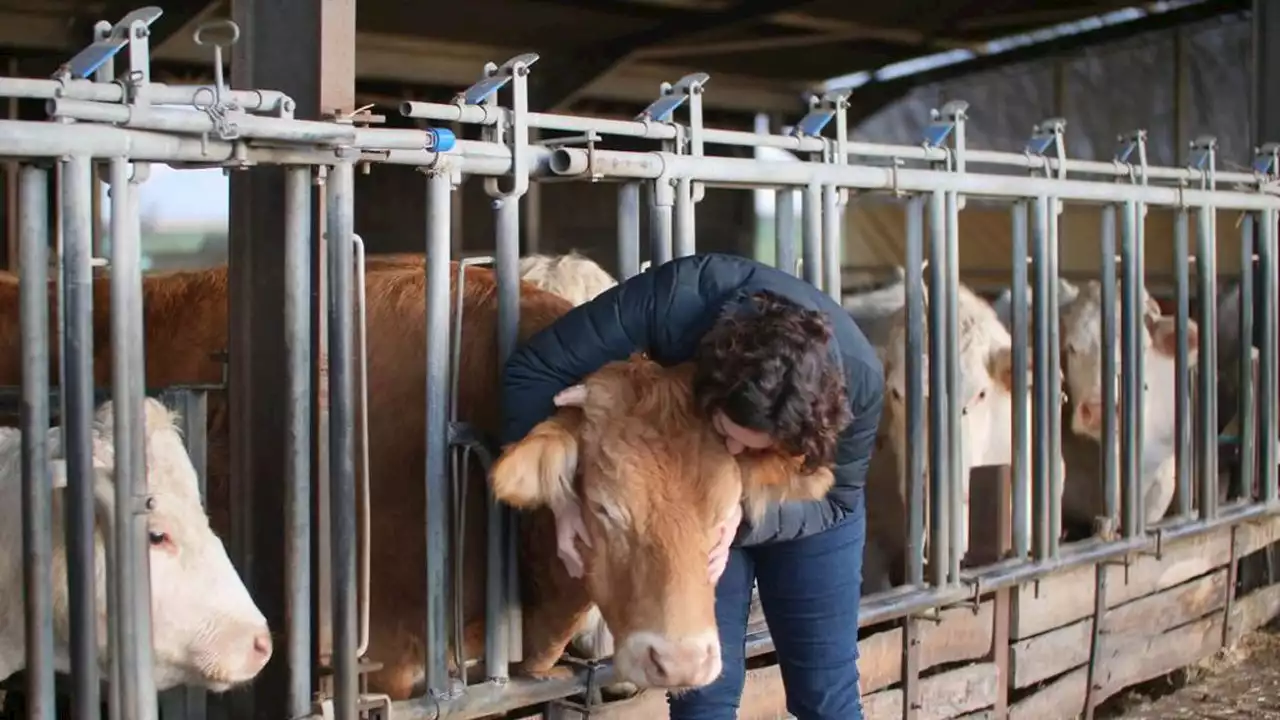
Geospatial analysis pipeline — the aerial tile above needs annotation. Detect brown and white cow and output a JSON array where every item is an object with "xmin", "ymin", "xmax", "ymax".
[{"xmin": 0, "ymin": 397, "xmax": 271, "ymax": 691}]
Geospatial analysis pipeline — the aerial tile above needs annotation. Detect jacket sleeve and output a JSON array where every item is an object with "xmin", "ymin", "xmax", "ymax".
[{"xmin": 734, "ymin": 353, "xmax": 884, "ymax": 547}]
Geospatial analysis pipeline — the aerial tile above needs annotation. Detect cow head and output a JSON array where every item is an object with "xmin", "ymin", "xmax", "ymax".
[
  {"xmin": 48, "ymin": 398, "xmax": 271, "ymax": 692},
  {"xmin": 490, "ymin": 355, "xmax": 833, "ymax": 690}
]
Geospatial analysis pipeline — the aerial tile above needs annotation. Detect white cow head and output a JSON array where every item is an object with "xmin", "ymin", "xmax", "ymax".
[
  {"xmin": 518, "ymin": 252, "xmax": 619, "ymax": 306},
  {"xmin": 41, "ymin": 398, "xmax": 272, "ymax": 692}
]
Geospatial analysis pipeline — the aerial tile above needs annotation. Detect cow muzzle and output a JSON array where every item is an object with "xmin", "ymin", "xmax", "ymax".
[{"xmin": 614, "ymin": 629, "xmax": 722, "ymax": 689}]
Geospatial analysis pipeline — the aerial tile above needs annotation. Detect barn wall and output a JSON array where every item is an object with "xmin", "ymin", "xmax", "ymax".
[{"xmin": 843, "ymin": 13, "xmax": 1252, "ymax": 291}]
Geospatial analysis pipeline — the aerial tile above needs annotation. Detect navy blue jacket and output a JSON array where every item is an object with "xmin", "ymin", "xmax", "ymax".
[{"xmin": 500, "ymin": 253, "xmax": 884, "ymax": 546}]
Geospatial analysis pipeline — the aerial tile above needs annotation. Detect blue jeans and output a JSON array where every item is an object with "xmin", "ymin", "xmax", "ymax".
[{"xmin": 667, "ymin": 491, "xmax": 865, "ymax": 720}]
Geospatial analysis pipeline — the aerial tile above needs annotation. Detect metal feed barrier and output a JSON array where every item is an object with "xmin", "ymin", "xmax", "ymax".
[{"xmin": 0, "ymin": 5, "xmax": 1277, "ymax": 720}]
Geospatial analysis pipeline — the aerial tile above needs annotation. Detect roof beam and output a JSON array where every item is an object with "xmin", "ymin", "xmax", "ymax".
[
  {"xmin": 527, "ymin": 0, "xmax": 814, "ymax": 111},
  {"xmin": 844, "ymin": 0, "xmax": 1247, "ymax": 127}
]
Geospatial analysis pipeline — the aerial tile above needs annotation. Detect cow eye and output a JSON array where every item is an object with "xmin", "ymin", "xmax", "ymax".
[{"xmin": 148, "ymin": 531, "xmax": 170, "ymax": 547}]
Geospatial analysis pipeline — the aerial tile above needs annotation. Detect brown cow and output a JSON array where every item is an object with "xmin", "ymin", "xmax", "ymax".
[{"xmin": 490, "ymin": 355, "xmax": 834, "ymax": 688}]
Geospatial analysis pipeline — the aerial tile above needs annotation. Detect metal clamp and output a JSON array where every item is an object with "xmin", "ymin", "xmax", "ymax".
[
  {"xmin": 638, "ymin": 72, "xmax": 709, "ymax": 203},
  {"xmin": 1252, "ymin": 141, "xmax": 1280, "ymax": 179},
  {"xmin": 191, "ymin": 20, "xmax": 244, "ymax": 141},
  {"xmin": 1188, "ymin": 135, "xmax": 1218, "ymax": 190},
  {"xmin": 549, "ymin": 655, "xmax": 607, "ymax": 718},
  {"xmin": 794, "ymin": 87, "xmax": 852, "ymax": 139},
  {"xmin": 1024, "ymin": 117, "xmax": 1066, "ymax": 180},
  {"xmin": 59, "ymin": 5, "xmax": 162, "ymax": 80},
  {"xmin": 924, "ymin": 100, "xmax": 969, "ymax": 209},
  {"xmin": 473, "ymin": 54, "xmax": 538, "ymax": 201},
  {"xmin": 1113, "ymin": 129, "xmax": 1149, "ymax": 186},
  {"xmin": 635, "ymin": 72, "xmax": 710, "ymax": 125}
]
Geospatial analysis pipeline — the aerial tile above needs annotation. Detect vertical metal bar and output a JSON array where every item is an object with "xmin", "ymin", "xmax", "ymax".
[
  {"xmin": 801, "ymin": 182, "xmax": 822, "ymax": 288},
  {"xmin": 926, "ymin": 189, "xmax": 950, "ymax": 587},
  {"xmin": 1046, "ymin": 200, "xmax": 1063, "ymax": 556},
  {"xmin": 617, "ymin": 183, "xmax": 641, "ymax": 279},
  {"xmin": 19, "ymin": 163, "xmax": 54, "ymax": 720},
  {"xmin": 284, "ymin": 166, "xmax": 313, "ymax": 717},
  {"xmin": 904, "ymin": 195, "xmax": 926, "ymax": 587},
  {"xmin": 1196, "ymin": 203, "xmax": 1218, "ymax": 519},
  {"xmin": 1238, "ymin": 215, "xmax": 1256, "ymax": 502},
  {"xmin": 490, "ymin": 195, "xmax": 520, "ymax": 681},
  {"xmin": 1030, "ymin": 196, "xmax": 1053, "ymax": 560},
  {"xmin": 1174, "ymin": 209, "xmax": 1193, "ymax": 515},
  {"xmin": 776, "ymin": 188, "xmax": 797, "ymax": 276},
  {"xmin": 648, "ymin": 180, "xmax": 673, "ymax": 267},
  {"xmin": 109, "ymin": 157, "xmax": 157, "ymax": 720},
  {"xmin": 424, "ymin": 170, "xmax": 453, "ymax": 695},
  {"xmin": 1010, "ymin": 201, "xmax": 1031, "ymax": 559},
  {"xmin": 326, "ymin": 160, "xmax": 358, "ymax": 720},
  {"xmin": 1119, "ymin": 200, "xmax": 1143, "ymax": 538},
  {"xmin": 61, "ymin": 154, "xmax": 100, "ymax": 720},
  {"xmin": 1261, "ymin": 209, "xmax": 1278, "ymax": 504},
  {"xmin": 1101, "ymin": 206, "xmax": 1120, "ymax": 526},
  {"xmin": 944, "ymin": 190, "xmax": 963, "ymax": 580},
  {"xmin": 822, "ymin": 185, "xmax": 842, "ymax": 304},
  {"xmin": 673, "ymin": 177, "xmax": 695, "ymax": 259}
]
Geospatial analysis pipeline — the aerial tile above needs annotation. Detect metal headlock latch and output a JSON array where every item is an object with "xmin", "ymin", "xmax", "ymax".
[
  {"xmin": 1024, "ymin": 117, "xmax": 1066, "ymax": 180},
  {"xmin": 923, "ymin": 99, "xmax": 968, "ymax": 209},
  {"xmin": 795, "ymin": 88, "xmax": 853, "ymax": 205},
  {"xmin": 191, "ymin": 19, "xmax": 244, "ymax": 141},
  {"xmin": 58, "ymin": 5, "xmax": 162, "ymax": 80},
  {"xmin": 1189, "ymin": 134, "xmax": 1218, "ymax": 191},
  {"xmin": 548, "ymin": 655, "xmax": 608, "ymax": 718},
  {"xmin": 461, "ymin": 54, "xmax": 538, "ymax": 203},
  {"xmin": 638, "ymin": 72, "xmax": 710, "ymax": 203}
]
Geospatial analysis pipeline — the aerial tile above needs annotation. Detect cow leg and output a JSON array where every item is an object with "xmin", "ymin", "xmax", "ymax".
[{"xmin": 515, "ymin": 510, "xmax": 594, "ymax": 679}]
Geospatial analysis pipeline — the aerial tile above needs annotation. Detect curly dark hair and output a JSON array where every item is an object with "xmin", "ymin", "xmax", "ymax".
[{"xmin": 692, "ymin": 290, "xmax": 853, "ymax": 472}]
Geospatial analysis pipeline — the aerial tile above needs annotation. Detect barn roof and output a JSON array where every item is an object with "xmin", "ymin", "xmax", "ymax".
[{"xmin": 0, "ymin": 0, "xmax": 1248, "ymax": 120}]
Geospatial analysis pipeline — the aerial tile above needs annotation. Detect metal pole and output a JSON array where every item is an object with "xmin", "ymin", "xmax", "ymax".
[
  {"xmin": 673, "ymin": 177, "xmax": 695, "ymax": 258},
  {"xmin": 1031, "ymin": 196, "xmax": 1052, "ymax": 560},
  {"xmin": 1261, "ymin": 209, "xmax": 1278, "ymax": 503},
  {"xmin": 1174, "ymin": 209, "xmax": 1192, "ymax": 515},
  {"xmin": 617, "ymin": 183, "xmax": 641, "ymax": 279},
  {"xmin": 1119, "ymin": 200, "xmax": 1143, "ymax": 538},
  {"xmin": 944, "ymin": 190, "xmax": 963, "ymax": 579},
  {"xmin": 1046, "ymin": 200, "xmax": 1063, "ymax": 556},
  {"xmin": 424, "ymin": 170, "xmax": 454, "ymax": 695},
  {"xmin": 904, "ymin": 194, "xmax": 926, "ymax": 586},
  {"xmin": 326, "ymin": 160, "xmax": 358, "ymax": 720},
  {"xmin": 284, "ymin": 166, "xmax": 314, "ymax": 717},
  {"xmin": 776, "ymin": 188, "xmax": 797, "ymax": 275},
  {"xmin": 1010, "ymin": 201, "xmax": 1030, "ymax": 559},
  {"xmin": 649, "ymin": 180, "xmax": 673, "ymax": 266},
  {"xmin": 108, "ymin": 157, "xmax": 158, "ymax": 720},
  {"xmin": 19, "ymin": 163, "xmax": 54, "ymax": 720},
  {"xmin": 60, "ymin": 154, "xmax": 101, "ymax": 720},
  {"xmin": 1195, "ymin": 203, "xmax": 1218, "ymax": 519},
  {"xmin": 801, "ymin": 182, "xmax": 822, "ymax": 288},
  {"xmin": 1238, "ymin": 215, "xmax": 1256, "ymax": 502},
  {"xmin": 926, "ymin": 189, "xmax": 950, "ymax": 587},
  {"xmin": 822, "ymin": 185, "xmax": 841, "ymax": 304},
  {"xmin": 1100, "ymin": 205, "xmax": 1120, "ymax": 526}
]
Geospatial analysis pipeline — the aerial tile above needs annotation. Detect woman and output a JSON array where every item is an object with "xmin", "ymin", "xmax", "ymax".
[{"xmin": 501, "ymin": 252, "xmax": 884, "ymax": 720}]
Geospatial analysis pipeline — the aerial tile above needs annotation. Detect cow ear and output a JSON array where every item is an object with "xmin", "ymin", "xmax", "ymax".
[
  {"xmin": 491, "ymin": 411, "xmax": 583, "ymax": 511},
  {"xmin": 736, "ymin": 452, "xmax": 834, "ymax": 523},
  {"xmin": 1149, "ymin": 316, "xmax": 1200, "ymax": 367},
  {"xmin": 988, "ymin": 346, "xmax": 1014, "ymax": 392}
]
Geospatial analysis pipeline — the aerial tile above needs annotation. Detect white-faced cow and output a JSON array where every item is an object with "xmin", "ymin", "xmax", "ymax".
[
  {"xmin": 517, "ymin": 252, "xmax": 619, "ymax": 306},
  {"xmin": 0, "ymin": 397, "xmax": 272, "ymax": 692}
]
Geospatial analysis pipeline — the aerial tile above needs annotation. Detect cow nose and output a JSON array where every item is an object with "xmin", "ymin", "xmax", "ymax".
[
  {"xmin": 637, "ymin": 634, "xmax": 721, "ymax": 688},
  {"xmin": 251, "ymin": 630, "xmax": 273, "ymax": 662},
  {"xmin": 1075, "ymin": 399, "xmax": 1103, "ymax": 434}
]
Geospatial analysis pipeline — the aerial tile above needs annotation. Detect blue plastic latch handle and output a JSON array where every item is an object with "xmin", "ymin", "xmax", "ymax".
[
  {"xmin": 922, "ymin": 122, "xmax": 954, "ymax": 149},
  {"xmin": 426, "ymin": 128, "xmax": 456, "ymax": 153}
]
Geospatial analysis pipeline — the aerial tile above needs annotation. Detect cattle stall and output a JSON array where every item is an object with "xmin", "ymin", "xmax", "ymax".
[{"xmin": 0, "ymin": 7, "xmax": 1277, "ymax": 720}]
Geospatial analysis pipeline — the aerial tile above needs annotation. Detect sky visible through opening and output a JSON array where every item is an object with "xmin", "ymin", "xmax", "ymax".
[{"xmin": 133, "ymin": 1, "xmax": 1195, "ymax": 231}]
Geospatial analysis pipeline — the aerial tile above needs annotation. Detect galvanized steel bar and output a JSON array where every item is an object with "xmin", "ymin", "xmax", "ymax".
[
  {"xmin": 673, "ymin": 177, "xmax": 695, "ymax": 258},
  {"xmin": 0, "ymin": 76, "xmax": 291, "ymax": 113},
  {"xmin": 424, "ymin": 170, "xmax": 454, "ymax": 696},
  {"xmin": 944, "ymin": 190, "xmax": 963, "ymax": 580},
  {"xmin": 1119, "ymin": 200, "xmax": 1144, "ymax": 538},
  {"xmin": 46, "ymin": 98, "xmax": 355, "ymax": 145},
  {"xmin": 1046, "ymin": 200, "xmax": 1063, "ymax": 556},
  {"xmin": 1174, "ymin": 209, "xmax": 1192, "ymax": 515},
  {"xmin": 1030, "ymin": 196, "xmax": 1054, "ymax": 560},
  {"xmin": 19, "ymin": 163, "xmax": 54, "ymax": 720},
  {"xmin": 488, "ymin": 195, "xmax": 520, "ymax": 682},
  {"xmin": 776, "ymin": 188, "xmax": 797, "ymax": 275},
  {"xmin": 926, "ymin": 189, "xmax": 950, "ymax": 587},
  {"xmin": 284, "ymin": 166, "xmax": 314, "ymax": 717},
  {"xmin": 617, "ymin": 183, "xmax": 642, "ymax": 279},
  {"xmin": 649, "ymin": 180, "xmax": 673, "ymax": 266},
  {"xmin": 1260, "ymin": 209, "xmax": 1278, "ymax": 504},
  {"xmin": 1101, "ymin": 206, "xmax": 1120, "ymax": 526},
  {"xmin": 904, "ymin": 195, "xmax": 926, "ymax": 586},
  {"xmin": 1010, "ymin": 201, "xmax": 1031, "ymax": 559},
  {"xmin": 1238, "ymin": 215, "xmax": 1256, "ymax": 502},
  {"xmin": 1196, "ymin": 204, "xmax": 1219, "ymax": 519},
  {"xmin": 108, "ymin": 157, "xmax": 158, "ymax": 720},
  {"xmin": 801, "ymin": 182, "xmax": 822, "ymax": 288},
  {"xmin": 60, "ymin": 154, "xmax": 100, "ymax": 720},
  {"xmin": 326, "ymin": 160, "xmax": 359, "ymax": 720},
  {"xmin": 821, "ymin": 185, "xmax": 841, "ymax": 303}
]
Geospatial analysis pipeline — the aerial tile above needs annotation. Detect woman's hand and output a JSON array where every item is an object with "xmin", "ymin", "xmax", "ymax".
[
  {"xmin": 708, "ymin": 502, "xmax": 743, "ymax": 584},
  {"xmin": 552, "ymin": 499, "xmax": 592, "ymax": 579}
]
